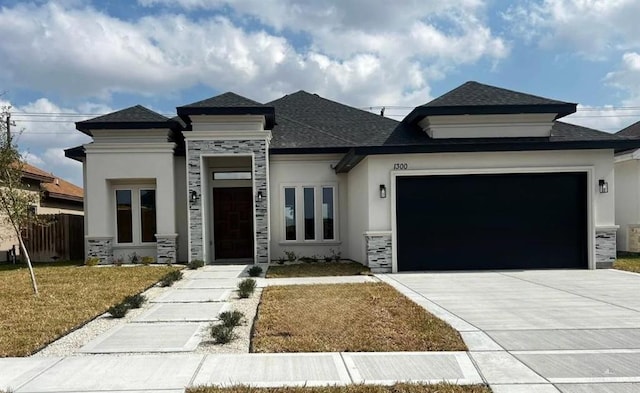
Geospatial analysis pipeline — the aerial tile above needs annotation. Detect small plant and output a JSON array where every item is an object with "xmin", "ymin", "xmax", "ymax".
[
  {"xmin": 248, "ymin": 265, "xmax": 263, "ymax": 277},
  {"xmin": 324, "ymin": 256, "xmax": 333, "ymax": 263},
  {"xmin": 124, "ymin": 293, "xmax": 147, "ymax": 308},
  {"xmin": 141, "ymin": 256, "xmax": 154, "ymax": 265},
  {"xmin": 129, "ymin": 252, "xmax": 140, "ymax": 264},
  {"xmin": 160, "ymin": 270, "xmax": 183, "ymax": 287},
  {"xmin": 237, "ymin": 278, "xmax": 256, "ymax": 298},
  {"xmin": 277, "ymin": 256, "xmax": 286, "ymax": 265},
  {"xmin": 218, "ymin": 310, "xmax": 244, "ymax": 327},
  {"xmin": 284, "ymin": 250, "xmax": 297, "ymax": 263},
  {"xmin": 113, "ymin": 257, "xmax": 124, "ymax": 266},
  {"xmin": 107, "ymin": 302, "xmax": 129, "ymax": 318},
  {"xmin": 330, "ymin": 249, "xmax": 342, "ymax": 262},
  {"xmin": 210, "ymin": 323, "xmax": 235, "ymax": 344},
  {"xmin": 85, "ymin": 257, "xmax": 100, "ymax": 266},
  {"xmin": 187, "ymin": 259, "xmax": 205, "ymax": 269}
]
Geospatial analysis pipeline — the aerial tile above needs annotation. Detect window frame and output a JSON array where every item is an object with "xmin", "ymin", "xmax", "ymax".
[
  {"xmin": 113, "ymin": 185, "xmax": 157, "ymax": 246},
  {"xmin": 280, "ymin": 184, "xmax": 338, "ymax": 244}
]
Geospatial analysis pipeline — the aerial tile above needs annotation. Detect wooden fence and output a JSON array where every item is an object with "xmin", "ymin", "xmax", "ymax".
[{"xmin": 23, "ymin": 214, "xmax": 84, "ymax": 262}]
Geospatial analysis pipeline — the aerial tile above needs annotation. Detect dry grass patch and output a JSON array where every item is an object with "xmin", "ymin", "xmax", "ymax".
[
  {"xmin": 188, "ymin": 383, "xmax": 491, "ymax": 393},
  {"xmin": 266, "ymin": 262, "xmax": 370, "ymax": 278},
  {"xmin": 614, "ymin": 256, "xmax": 640, "ymax": 273},
  {"xmin": 252, "ymin": 283, "xmax": 466, "ymax": 352},
  {"xmin": 0, "ymin": 262, "xmax": 180, "ymax": 357}
]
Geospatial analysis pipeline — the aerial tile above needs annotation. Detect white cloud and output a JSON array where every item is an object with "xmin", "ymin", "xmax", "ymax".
[
  {"xmin": 605, "ymin": 52, "xmax": 640, "ymax": 105},
  {"xmin": 0, "ymin": 1, "xmax": 507, "ymax": 107},
  {"xmin": 563, "ymin": 104, "xmax": 640, "ymax": 133},
  {"xmin": 503, "ymin": 0, "xmax": 640, "ymax": 57}
]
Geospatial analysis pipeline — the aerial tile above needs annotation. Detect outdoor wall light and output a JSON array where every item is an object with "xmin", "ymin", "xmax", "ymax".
[
  {"xmin": 379, "ymin": 184, "xmax": 387, "ymax": 198},
  {"xmin": 599, "ymin": 179, "xmax": 609, "ymax": 194},
  {"xmin": 256, "ymin": 190, "xmax": 264, "ymax": 202},
  {"xmin": 190, "ymin": 190, "xmax": 199, "ymax": 203}
]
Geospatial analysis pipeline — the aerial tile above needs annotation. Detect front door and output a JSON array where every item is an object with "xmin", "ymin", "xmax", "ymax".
[{"xmin": 213, "ymin": 187, "xmax": 254, "ymax": 260}]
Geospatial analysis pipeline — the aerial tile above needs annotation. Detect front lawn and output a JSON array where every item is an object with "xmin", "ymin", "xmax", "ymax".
[
  {"xmin": 0, "ymin": 262, "xmax": 180, "ymax": 357},
  {"xmin": 614, "ymin": 255, "xmax": 640, "ymax": 273},
  {"xmin": 251, "ymin": 283, "xmax": 466, "ymax": 352},
  {"xmin": 266, "ymin": 262, "xmax": 370, "ymax": 278},
  {"xmin": 189, "ymin": 384, "xmax": 491, "ymax": 393}
]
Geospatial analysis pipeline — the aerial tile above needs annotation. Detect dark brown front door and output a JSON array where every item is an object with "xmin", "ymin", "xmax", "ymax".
[{"xmin": 213, "ymin": 188, "xmax": 254, "ymax": 259}]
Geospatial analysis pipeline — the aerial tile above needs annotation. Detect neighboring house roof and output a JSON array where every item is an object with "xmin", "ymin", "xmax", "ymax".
[
  {"xmin": 20, "ymin": 162, "xmax": 55, "ymax": 182},
  {"xmin": 404, "ymin": 81, "xmax": 577, "ymax": 125},
  {"xmin": 177, "ymin": 92, "xmax": 276, "ymax": 129},
  {"xmin": 42, "ymin": 177, "xmax": 83, "ymax": 203},
  {"xmin": 616, "ymin": 120, "xmax": 640, "ymax": 137},
  {"xmin": 75, "ymin": 105, "xmax": 178, "ymax": 136}
]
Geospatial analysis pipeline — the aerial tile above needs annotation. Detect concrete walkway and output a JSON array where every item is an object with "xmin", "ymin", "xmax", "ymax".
[
  {"xmin": 380, "ymin": 270, "xmax": 640, "ymax": 393},
  {"xmin": 4, "ymin": 266, "xmax": 638, "ymax": 392}
]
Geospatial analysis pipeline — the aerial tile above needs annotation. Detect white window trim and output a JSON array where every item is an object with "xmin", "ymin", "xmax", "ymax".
[
  {"xmin": 113, "ymin": 185, "xmax": 157, "ymax": 246},
  {"xmin": 280, "ymin": 183, "xmax": 339, "ymax": 244}
]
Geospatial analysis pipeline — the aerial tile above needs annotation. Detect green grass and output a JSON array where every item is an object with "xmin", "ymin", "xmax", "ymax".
[
  {"xmin": 188, "ymin": 384, "xmax": 491, "ymax": 393},
  {"xmin": 252, "ymin": 283, "xmax": 466, "ymax": 353},
  {"xmin": 0, "ymin": 262, "xmax": 181, "ymax": 357},
  {"xmin": 266, "ymin": 262, "xmax": 370, "ymax": 278}
]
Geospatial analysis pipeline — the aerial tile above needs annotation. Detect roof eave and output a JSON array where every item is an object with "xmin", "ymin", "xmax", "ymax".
[
  {"xmin": 45, "ymin": 192, "xmax": 83, "ymax": 203},
  {"xmin": 75, "ymin": 120, "xmax": 181, "ymax": 135},
  {"xmin": 176, "ymin": 106, "xmax": 276, "ymax": 129}
]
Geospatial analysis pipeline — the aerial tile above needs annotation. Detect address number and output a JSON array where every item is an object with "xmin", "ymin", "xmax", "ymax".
[{"xmin": 393, "ymin": 163, "xmax": 408, "ymax": 170}]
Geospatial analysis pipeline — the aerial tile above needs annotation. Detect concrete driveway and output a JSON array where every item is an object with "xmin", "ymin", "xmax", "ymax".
[{"xmin": 380, "ymin": 269, "xmax": 640, "ymax": 393}]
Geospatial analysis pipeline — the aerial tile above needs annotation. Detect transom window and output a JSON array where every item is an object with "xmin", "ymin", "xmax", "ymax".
[
  {"xmin": 213, "ymin": 171, "xmax": 252, "ymax": 180},
  {"xmin": 115, "ymin": 186, "xmax": 156, "ymax": 244},
  {"xmin": 282, "ymin": 185, "xmax": 336, "ymax": 242}
]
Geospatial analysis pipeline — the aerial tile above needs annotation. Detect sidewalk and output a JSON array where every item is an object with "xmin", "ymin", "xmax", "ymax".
[{"xmin": 0, "ymin": 265, "xmax": 537, "ymax": 392}]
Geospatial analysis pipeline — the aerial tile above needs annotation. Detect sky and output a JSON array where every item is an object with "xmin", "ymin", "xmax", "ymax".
[{"xmin": 1, "ymin": 0, "xmax": 640, "ymax": 187}]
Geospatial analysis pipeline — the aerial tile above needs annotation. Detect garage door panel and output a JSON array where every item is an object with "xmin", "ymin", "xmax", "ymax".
[{"xmin": 396, "ymin": 172, "xmax": 588, "ymax": 271}]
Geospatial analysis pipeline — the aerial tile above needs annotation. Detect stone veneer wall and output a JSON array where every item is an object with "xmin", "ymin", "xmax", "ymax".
[
  {"xmin": 86, "ymin": 237, "xmax": 113, "ymax": 265},
  {"xmin": 187, "ymin": 139, "xmax": 268, "ymax": 263},
  {"xmin": 365, "ymin": 232, "xmax": 392, "ymax": 273},
  {"xmin": 627, "ymin": 225, "xmax": 640, "ymax": 252},
  {"xmin": 595, "ymin": 228, "xmax": 617, "ymax": 268},
  {"xmin": 156, "ymin": 234, "xmax": 178, "ymax": 264}
]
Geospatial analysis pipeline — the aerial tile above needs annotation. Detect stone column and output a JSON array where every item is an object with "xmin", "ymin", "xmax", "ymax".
[
  {"xmin": 156, "ymin": 234, "xmax": 178, "ymax": 264},
  {"xmin": 595, "ymin": 227, "xmax": 617, "ymax": 268},
  {"xmin": 365, "ymin": 231, "xmax": 392, "ymax": 273},
  {"xmin": 86, "ymin": 236, "xmax": 113, "ymax": 264}
]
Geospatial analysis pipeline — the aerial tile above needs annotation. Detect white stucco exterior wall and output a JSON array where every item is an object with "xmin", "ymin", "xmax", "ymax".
[
  {"xmin": 614, "ymin": 158, "xmax": 639, "ymax": 251},
  {"xmin": 269, "ymin": 154, "xmax": 348, "ymax": 261},
  {"xmin": 346, "ymin": 157, "xmax": 370, "ymax": 263}
]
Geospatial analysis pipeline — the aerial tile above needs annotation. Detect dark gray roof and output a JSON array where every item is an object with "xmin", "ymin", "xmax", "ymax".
[
  {"xmin": 181, "ymin": 92, "xmax": 264, "ymax": 108},
  {"xmin": 403, "ymin": 81, "xmax": 577, "ymax": 125},
  {"xmin": 550, "ymin": 121, "xmax": 624, "ymax": 141},
  {"xmin": 75, "ymin": 105, "xmax": 175, "ymax": 135},
  {"xmin": 425, "ymin": 81, "xmax": 571, "ymax": 107},
  {"xmin": 268, "ymin": 91, "xmax": 399, "ymax": 148},
  {"xmin": 617, "ymin": 120, "xmax": 640, "ymax": 137}
]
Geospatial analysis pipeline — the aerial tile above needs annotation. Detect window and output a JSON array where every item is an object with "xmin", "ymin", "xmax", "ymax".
[
  {"xmin": 283, "ymin": 185, "xmax": 336, "ymax": 242},
  {"xmin": 115, "ymin": 186, "xmax": 156, "ymax": 244},
  {"xmin": 284, "ymin": 188, "xmax": 296, "ymax": 240},
  {"xmin": 140, "ymin": 190, "xmax": 156, "ymax": 243},
  {"xmin": 116, "ymin": 190, "xmax": 133, "ymax": 243}
]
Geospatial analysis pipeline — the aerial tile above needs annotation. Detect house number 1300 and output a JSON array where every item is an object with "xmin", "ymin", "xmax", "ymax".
[{"xmin": 393, "ymin": 163, "xmax": 408, "ymax": 170}]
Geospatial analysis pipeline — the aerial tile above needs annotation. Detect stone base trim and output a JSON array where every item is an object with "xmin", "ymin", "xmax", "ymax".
[
  {"xmin": 365, "ymin": 231, "xmax": 392, "ymax": 273},
  {"xmin": 156, "ymin": 234, "xmax": 178, "ymax": 264},
  {"xmin": 86, "ymin": 236, "xmax": 113, "ymax": 265},
  {"xmin": 596, "ymin": 227, "xmax": 617, "ymax": 269}
]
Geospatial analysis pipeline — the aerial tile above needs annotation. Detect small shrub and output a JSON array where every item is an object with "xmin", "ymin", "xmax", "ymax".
[
  {"xmin": 298, "ymin": 256, "xmax": 313, "ymax": 263},
  {"xmin": 141, "ymin": 256, "xmax": 154, "ymax": 265},
  {"xmin": 324, "ymin": 256, "xmax": 333, "ymax": 263},
  {"xmin": 187, "ymin": 259, "xmax": 205, "ymax": 269},
  {"xmin": 210, "ymin": 323, "xmax": 235, "ymax": 344},
  {"xmin": 160, "ymin": 270, "xmax": 183, "ymax": 287},
  {"xmin": 330, "ymin": 248, "xmax": 342, "ymax": 262},
  {"xmin": 85, "ymin": 257, "xmax": 100, "ymax": 266},
  {"xmin": 284, "ymin": 250, "xmax": 297, "ymax": 262},
  {"xmin": 113, "ymin": 257, "xmax": 124, "ymax": 266},
  {"xmin": 129, "ymin": 253, "xmax": 140, "ymax": 264},
  {"xmin": 277, "ymin": 256, "xmax": 286, "ymax": 265},
  {"xmin": 107, "ymin": 302, "xmax": 129, "ymax": 318},
  {"xmin": 237, "ymin": 278, "xmax": 256, "ymax": 298},
  {"xmin": 248, "ymin": 265, "xmax": 263, "ymax": 277},
  {"xmin": 124, "ymin": 294, "xmax": 147, "ymax": 308},
  {"xmin": 218, "ymin": 310, "xmax": 244, "ymax": 327}
]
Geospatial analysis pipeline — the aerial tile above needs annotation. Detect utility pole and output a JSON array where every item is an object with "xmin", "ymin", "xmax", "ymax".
[{"xmin": 6, "ymin": 112, "xmax": 10, "ymax": 143}]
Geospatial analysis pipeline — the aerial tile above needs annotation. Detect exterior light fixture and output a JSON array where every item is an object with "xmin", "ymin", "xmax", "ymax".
[
  {"xmin": 190, "ymin": 190, "xmax": 198, "ymax": 203},
  {"xmin": 598, "ymin": 179, "xmax": 608, "ymax": 194},
  {"xmin": 379, "ymin": 184, "xmax": 387, "ymax": 198},
  {"xmin": 256, "ymin": 190, "xmax": 264, "ymax": 202}
]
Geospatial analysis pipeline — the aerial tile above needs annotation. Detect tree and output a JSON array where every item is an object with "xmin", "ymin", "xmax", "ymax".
[{"xmin": 0, "ymin": 105, "xmax": 40, "ymax": 295}]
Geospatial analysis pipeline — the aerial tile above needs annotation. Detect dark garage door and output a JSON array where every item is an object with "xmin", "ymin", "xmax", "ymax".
[{"xmin": 396, "ymin": 172, "xmax": 588, "ymax": 271}]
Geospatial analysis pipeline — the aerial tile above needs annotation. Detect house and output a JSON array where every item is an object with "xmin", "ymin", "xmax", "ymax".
[
  {"xmin": 65, "ymin": 81, "xmax": 640, "ymax": 272},
  {"xmin": 1, "ymin": 162, "xmax": 83, "ymax": 256},
  {"xmin": 613, "ymin": 120, "xmax": 640, "ymax": 253}
]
